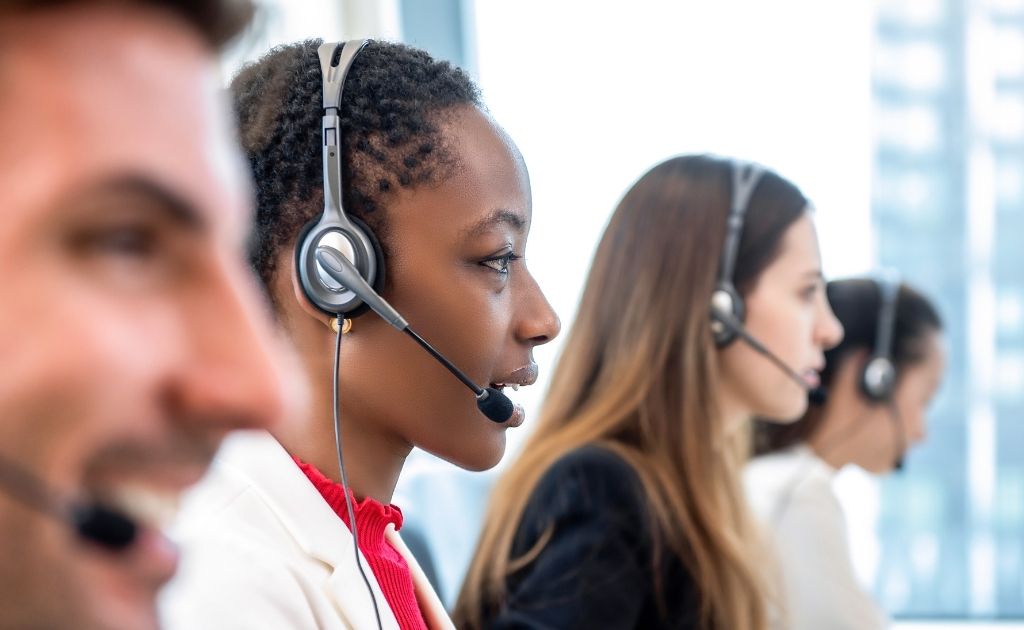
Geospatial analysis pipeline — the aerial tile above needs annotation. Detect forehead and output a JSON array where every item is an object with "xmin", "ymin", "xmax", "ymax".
[
  {"xmin": 0, "ymin": 6, "xmax": 249, "ymax": 242},
  {"xmin": 382, "ymin": 106, "xmax": 528, "ymax": 248},
  {"xmin": 762, "ymin": 213, "xmax": 821, "ymax": 277},
  {"xmin": 916, "ymin": 330, "xmax": 947, "ymax": 376},
  {"xmin": 421, "ymin": 107, "xmax": 531, "ymax": 235}
]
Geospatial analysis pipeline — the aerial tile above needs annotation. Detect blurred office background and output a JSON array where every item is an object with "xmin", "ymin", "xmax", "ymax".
[{"xmin": 223, "ymin": 1, "xmax": 1024, "ymax": 626}]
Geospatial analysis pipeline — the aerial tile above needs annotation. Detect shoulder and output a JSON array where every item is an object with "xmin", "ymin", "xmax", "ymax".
[
  {"xmin": 515, "ymin": 444, "xmax": 649, "ymax": 548},
  {"xmin": 533, "ymin": 445, "xmax": 646, "ymax": 510},
  {"xmin": 160, "ymin": 531, "xmax": 322, "ymax": 629},
  {"xmin": 163, "ymin": 468, "xmax": 356, "ymax": 629},
  {"xmin": 745, "ymin": 446, "xmax": 834, "ymax": 520},
  {"xmin": 172, "ymin": 454, "xmax": 291, "ymax": 548}
]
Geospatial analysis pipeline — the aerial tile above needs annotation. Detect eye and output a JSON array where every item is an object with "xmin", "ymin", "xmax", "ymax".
[
  {"xmin": 72, "ymin": 222, "xmax": 161, "ymax": 261},
  {"xmin": 67, "ymin": 221, "xmax": 178, "ymax": 287},
  {"xmin": 480, "ymin": 252, "xmax": 521, "ymax": 275},
  {"xmin": 90, "ymin": 225, "xmax": 159, "ymax": 259},
  {"xmin": 799, "ymin": 282, "xmax": 821, "ymax": 302}
]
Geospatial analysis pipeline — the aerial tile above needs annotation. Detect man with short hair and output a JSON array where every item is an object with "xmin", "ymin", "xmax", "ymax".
[{"xmin": 0, "ymin": 2, "xmax": 301, "ymax": 628}]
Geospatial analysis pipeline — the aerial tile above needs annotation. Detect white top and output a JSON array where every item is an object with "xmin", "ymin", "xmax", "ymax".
[
  {"xmin": 159, "ymin": 430, "xmax": 453, "ymax": 630},
  {"xmin": 745, "ymin": 445, "xmax": 888, "ymax": 630}
]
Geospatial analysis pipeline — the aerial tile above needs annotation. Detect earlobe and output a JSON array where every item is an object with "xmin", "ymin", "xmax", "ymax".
[{"xmin": 287, "ymin": 254, "xmax": 353, "ymax": 335}]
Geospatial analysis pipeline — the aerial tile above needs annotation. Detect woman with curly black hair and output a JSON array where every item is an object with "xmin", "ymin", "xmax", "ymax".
[{"xmin": 161, "ymin": 39, "xmax": 559, "ymax": 630}]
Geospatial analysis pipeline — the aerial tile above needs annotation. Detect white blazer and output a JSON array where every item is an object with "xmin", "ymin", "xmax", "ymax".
[
  {"xmin": 160, "ymin": 430, "xmax": 454, "ymax": 630},
  {"xmin": 745, "ymin": 445, "xmax": 888, "ymax": 630}
]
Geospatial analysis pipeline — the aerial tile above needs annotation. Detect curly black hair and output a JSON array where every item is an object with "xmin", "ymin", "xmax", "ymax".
[{"xmin": 231, "ymin": 39, "xmax": 482, "ymax": 293}]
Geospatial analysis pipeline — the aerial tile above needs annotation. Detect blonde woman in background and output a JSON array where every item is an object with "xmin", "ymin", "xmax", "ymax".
[{"xmin": 456, "ymin": 155, "xmax": 844, "ymax": 630}]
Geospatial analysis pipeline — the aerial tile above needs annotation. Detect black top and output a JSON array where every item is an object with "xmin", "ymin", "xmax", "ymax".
[{"xmin": 479, "ymin": 446, "xmax": 702, "ymax": 629}]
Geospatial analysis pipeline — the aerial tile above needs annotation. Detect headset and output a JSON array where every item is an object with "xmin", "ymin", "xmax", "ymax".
[
  {"xmin": 0, "ymin": 453, "xmax": 137, "ymax": 552},
  {"xmin": 296, "ymin": 40, "xmax": 384, "ymax": 320},
  {"xmin": 860, "ymin": 273, "xmax": 900, "ymax": 403},
  {"xmin": 710, "ymin": 161, "xmax": 766, "ymax": 348}
]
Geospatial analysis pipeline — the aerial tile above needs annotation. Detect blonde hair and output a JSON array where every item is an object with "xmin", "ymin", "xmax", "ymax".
[{"xmin": 456, "ymin": 155, "xmax": 807, "ymax": 630}]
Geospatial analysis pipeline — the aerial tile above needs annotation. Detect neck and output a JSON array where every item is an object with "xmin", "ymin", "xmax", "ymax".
[
  {"xmin": 716, "ymin": 388, "xmax": 753, "ymax": 435},
  {"xmin": 806, "ymin": 402, "xmax": 858, "ymax": 470},
  {"xmin": 273, "ymin": 334, "xmax": 410, "ymax": 505}
]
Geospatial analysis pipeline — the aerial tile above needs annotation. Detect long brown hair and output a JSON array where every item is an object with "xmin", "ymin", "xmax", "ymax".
[{"xmin": 455, "ymin": 155, "xmax": 809, "ymax": 630}]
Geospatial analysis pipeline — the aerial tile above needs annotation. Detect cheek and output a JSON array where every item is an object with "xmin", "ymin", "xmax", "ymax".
[
  {"xmin": 390, "ymin": 261, "xmax": 512, "ymax": 374},
  {"xmin": 0, "ymin": 286, "xmax": 171, "ymax": 477},
  {"xmin": 719, "ymin": 343, "xmax": 808, "ymax": 421},
  {"xmin": 744, "ymin": 296, "xmax": 811, "ymax": 361},
  {"xmin": 346, "ymin": 264, "xmax": 512, "ymax": 468}
]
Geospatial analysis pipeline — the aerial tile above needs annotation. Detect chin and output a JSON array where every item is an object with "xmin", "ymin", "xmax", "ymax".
[
  {"xmin": 757, "ymin": 397, "xmax": 809, "ymax": 424},
  {"xmin": 867, "ymin": 460, "xmax": 895, "ymax": 475},
  {"xmin": 86, "ymin": 595, "xmax": 160, "ymax": 630},
  {"xmin": 432, "ymin": 427, "xmax": 507, "ymax": 472},
  {"xmin": 456, "ymin": 441, "xmax": 506, "ymax": 472}
]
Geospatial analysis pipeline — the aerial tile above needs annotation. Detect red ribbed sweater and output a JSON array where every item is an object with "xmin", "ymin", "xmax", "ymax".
[{"xmin": 294, "ymin": 457, "xmax": 428, "ymax": 630}]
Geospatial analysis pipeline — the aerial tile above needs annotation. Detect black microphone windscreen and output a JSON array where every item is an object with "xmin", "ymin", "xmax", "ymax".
[
  {"xmin": 72, "ymin": 502, "xmax": 137, "ymax": 551},
  {"xmin": 808, "ymin": 386, "xmax": 828, "ymax": 406},
  {"xmin": 478, "ymin": 387, "xmax": 514, "ymax": 423}
]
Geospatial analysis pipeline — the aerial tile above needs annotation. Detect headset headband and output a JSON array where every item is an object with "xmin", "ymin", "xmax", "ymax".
[
  {"xmin": 717, "ymin": 162, "xmax": 766, "ymax": 289},
  {"xmin": 874, "ymin": 270, "xmax": 901, "ymax": 366},
  {"xmin": 318, "ymin": 40, "xmax": 370, "ymax": 225}
]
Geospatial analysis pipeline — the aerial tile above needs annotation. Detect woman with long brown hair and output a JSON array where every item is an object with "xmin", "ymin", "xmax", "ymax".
[{"xmin": 455, "ymin": 154, "xmax": 844, "ymax": 629}]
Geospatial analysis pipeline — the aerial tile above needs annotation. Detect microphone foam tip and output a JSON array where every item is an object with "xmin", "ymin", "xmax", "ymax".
[{"xmin": 478, "ymin": 387, "xmax": 514, "ymax": 423}]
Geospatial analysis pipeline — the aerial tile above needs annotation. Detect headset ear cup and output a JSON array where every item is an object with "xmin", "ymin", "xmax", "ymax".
[
  {"xmin": 861, "ymin": 355, "xmax": 896, "ymax": 402},
  {"xmin": 347, "ymin": 214, "xmax": 386, "ymax": 295},
  {"xmin": 711, "ymin": 283, "xmax": 745, "ymax": 347},
  {"xmin": 293, "ymin": 213, "xmax": 386, "ymax": 319},
  {"xmin": 331, "ymin": 215, "xmax": 385, "ymax": 319}
]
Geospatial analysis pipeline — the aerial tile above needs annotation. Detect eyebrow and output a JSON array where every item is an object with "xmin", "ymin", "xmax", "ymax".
[
  {"xmin": 73, "ymin": 174, "xmax": 206, "ymax": 232},
  {"xmin": 461, "ymin": 209, "xmax": 526, "ymax": 239}
]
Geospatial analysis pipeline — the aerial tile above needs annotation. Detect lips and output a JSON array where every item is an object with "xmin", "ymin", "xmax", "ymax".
[
  {"xmin": 487, "ymin": 364, "xmax": 537, "ymax": 427},
  {"xmin": 801, "ymin": 369, "xmax": 822, "ymax": 390},
  {"xmin": 489, "ymin": 363, "xmax": 539, "ymax": 392}
]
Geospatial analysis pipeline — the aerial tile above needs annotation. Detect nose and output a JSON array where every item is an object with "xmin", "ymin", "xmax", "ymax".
[
  {"xmin": 815, "ymin": 293, "xmax": 844, "ymax": 351},
  {"xmin": 515, "ymin": 270, "xmax": 561, "ymax": 348},
  {"xmin": 170, "ymin": 254, "xmax": 304, "ymax": 435}
]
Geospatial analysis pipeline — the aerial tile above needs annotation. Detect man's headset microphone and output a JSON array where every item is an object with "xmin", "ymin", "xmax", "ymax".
[{"xmin": 0, "ymin": 40, "xmax": 515, "ymax": 575}]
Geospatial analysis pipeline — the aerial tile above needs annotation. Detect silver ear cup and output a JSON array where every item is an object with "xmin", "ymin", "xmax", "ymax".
[
  {"xmin": 711, "ymin": 284, "xmax": 745, "ymax": 347},
  {"xmin": 862, "ymin": 355, "xmax": 896, "ymax": 402},
  {"xmin": 315, "ymin": 231, "xmax": 358, "ymax": 292},
  {"xmin": 296, "ymin": 216, "xmax": 381, "ymax": 317}
]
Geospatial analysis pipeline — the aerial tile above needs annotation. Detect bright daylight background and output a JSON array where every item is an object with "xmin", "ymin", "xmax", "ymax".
[{"xmin": 223, "ymin": 0, "xmax": 1024, "ymax": 626}]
